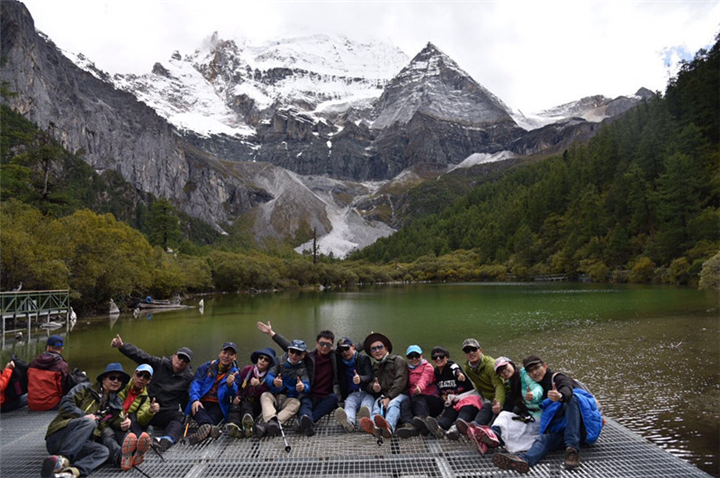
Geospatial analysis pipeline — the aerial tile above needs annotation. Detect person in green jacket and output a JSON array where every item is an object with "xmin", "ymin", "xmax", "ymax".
[
  {"xmin": 459, "ymin": 338, "xmax": 506, "ymax": 427},
  {"xmin": 101, "ymin": 363, "xmax": 157, "ymax": 471},
  {"xmin": 42, "ymin": 362, "xmax": 129, "ymax": 478}
]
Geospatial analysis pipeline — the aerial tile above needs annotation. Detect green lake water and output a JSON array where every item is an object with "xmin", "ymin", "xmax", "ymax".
[{"xmin": 3, "ymin": 282, "xmax": 719, "ymax": 475}]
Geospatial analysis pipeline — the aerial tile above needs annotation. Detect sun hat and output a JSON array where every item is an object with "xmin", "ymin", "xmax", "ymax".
[
  {"xmin": 96, "ymin": 362, "xmax": 130, "ymax": 386},
  {"xmin": 364, "ymin": 332, "xmax": 392, "ymax": 354},
  {"xmin": 251, "ymin": 347, "xmax": 277, "ymax": 364}
]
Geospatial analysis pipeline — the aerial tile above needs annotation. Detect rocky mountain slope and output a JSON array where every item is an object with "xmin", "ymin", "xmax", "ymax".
[{"xmin": 1, "ymin": 0, "xmax": 651, "ymax": 258}]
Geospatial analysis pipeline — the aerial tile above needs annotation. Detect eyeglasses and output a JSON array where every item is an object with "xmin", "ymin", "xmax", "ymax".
[
  {"xmin": 257, "ymin": 356, "xmax": 271, "ymax": 362},
  {"xmin": 106, "ymin": 375, "xmax": 124, "ymax": 382},
  {"xmin": 135, "ymin": 372, "xmax": 151, "ymax": 380},
  {"xmin": 463, "ymin": 347, "xmax": 479, "ymax": 354},
  {"xmin": 431, "ymin": 354, "xmax": 446, "ymax": 361},
  {"xmin": 370, "ymin": 344, "xmax": 385, "ymax": 352},
  {"xmin": 407, "ymin": 353, "xmax": 421, "ymax": 360},
  {"xmin": 288, "ymin": 349, "xmax": 304, "ymax": 356},
  {"xmin": 526, "ymin": 365, "xmax": 542, "ymax": 373},
  {"xmin": 318, "ymin": 341, "xmax": 333, "ymax": 349}
]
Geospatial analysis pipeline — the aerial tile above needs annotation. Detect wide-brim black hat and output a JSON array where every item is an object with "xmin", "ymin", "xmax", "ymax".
[
  {"xmin": 363, "ymin": 332, "xmax": 392, "ymax": 354},
  {"xmin": 96, "ymin": 362, "xmax": 131, "ymax": 387},
  {"xmin": 251, "ymin": 347, "xmax": 277, "ymax": 364}
]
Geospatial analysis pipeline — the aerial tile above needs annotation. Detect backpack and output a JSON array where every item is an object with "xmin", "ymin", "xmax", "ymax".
[{"xmin": 5, "ymin": 355, "xmax": 29, "ymax": 400}]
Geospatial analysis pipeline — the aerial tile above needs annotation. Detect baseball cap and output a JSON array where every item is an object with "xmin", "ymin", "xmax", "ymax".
[
  {"xmin": 288, "ymin": 339, "xmax": 307, "ymax": 352},
  {"xmin": 406, "ymin": 345, "xmax": 422, "ymax": 356},
  {"xmin": 494, "ymin": 356, "xmax": 511, "ymax": 372},
  {"xmin": 222, "ymin": 342, "xmax": 238, "ymax": 354},
  {"xmin": 176, "ymin": 347, "xmax": 193, "ymax": 362},
  {"xmin": 462, "ymin": 338, "xmax": 481, "ymax": 350},
  {"xmin": 47, "ymin": 335, "xmax": 64, "ymax": 347},
  {"xmin": 135, "ymin": 363, "xmax": 154, "ymax": 376}
]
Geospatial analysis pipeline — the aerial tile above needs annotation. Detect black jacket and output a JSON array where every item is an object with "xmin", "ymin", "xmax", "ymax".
[
  {"xmin": 337, "ymin": 351, "xmax": 373, "ymax": 399},
  {"xmin": 119, "ymin": 343, "xmax": 193, "ymax": 412}
]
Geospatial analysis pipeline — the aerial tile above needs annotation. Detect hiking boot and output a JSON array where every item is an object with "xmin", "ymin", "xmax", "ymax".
[
  {"xmin": 133, "ymin": 432, "xmax": 150, "ymax": 466},
  {"xmin": 52, "ymin": 468, "xmax": 80, "ymax": 478},
  {"xmin": 395, "ymin": 423, "xmax": 419, "ymax": 439},
  {"xmin": 242, "ymin": 413, "xmax": 254, "ymax": 438},
  {"xmin": 373, "ymin": 415, "xmax": 393, "ymax": 439},
  {"xmin": 335, "ymin": 407, "xmax": 354, "ymax": 432},
  {"xmin": 477, "ymin": 425, "xmax": 501, "ymax": 448},
  {"xmin": 446, "ymin": 425, "xmax": 460, "ymax": 441},
  {"xmin": 225, "ymin": 422, "xmax": 242, "ymax": 438},
  {"xmin": 565, "ymin": 447, "xmax": 580, "ymax": 470},
  {"xmin": 360, "ymin": 417, "xmax": 379, "ymax": 437},
  {"xmin": 412, "ymin": 416, "xmax": 429, "ymax": 435},
  {"xmin": 41, "ymin": 455, "xmax": 70, "ymax": 478},
  {"xmin": 358, "ymin": 406, "xmax": 371, "ymax": 420},
  {"xmin": 120, "ymin": 433, "xmax": 138, "ymax": 470},
  {"xmin": 254, "ymin": 421, "xmax": 267, "ymax": 439},
  {"xmin": 300, "ymin": 414, "xmax": 315, "ymax": 437},
  {"xmin": 455, "ymin": 419, "xmax": 470, "ymax": 438},
  {"xmin": 210, "ymin": 425, "xmax": 222, "ymax": 439},
  {"xmin": 187, "ymin": 423, "xmax": 211, "ymax": 445},
  {"xmin": 154, "ymin": 437, "xmax": 173, "ymax": 452},
  {"xmin": 265, "ymin": 418, "xmax": 280, "ymax": 437},
  {"xmin": 465, "ymin": 424, "xmax": 488, "ymax": 454},
  {"xmin": 492, "ymin": 453, "xmax": 530, "ymax": 474},
  {"xmin": 424, "ymin": 416, "xmax": 445, "ymax": 439}
]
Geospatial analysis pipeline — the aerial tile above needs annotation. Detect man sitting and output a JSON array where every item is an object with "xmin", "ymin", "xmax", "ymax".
[
  {"xmin": 28, "ymin": 335, "xmax": 70, "ymax": 411},
  {"xmin": 41, "ymin": 363, "xmax": 129, "ymax": 478},
  {"xmin": 185, "ymin": 342, "xmax": 239, "ymax": 444},
  {"xmin": 257, "ymin": 339, "xmax": 310, "ymax": 437},
  {"xmin": 334, "ymin": 337, "xmax": 374, "ymax": 432},
  {"xmin": 359, "ymin": 332, "xmax": 408, "ymax": 438},
  {"xmin": 111, "ymin": 334, "xmax": 193, "ymax": 451}
]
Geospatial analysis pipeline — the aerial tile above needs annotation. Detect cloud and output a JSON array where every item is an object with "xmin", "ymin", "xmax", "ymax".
[{"xmin": 21, "ymin": 0, "xmax": 720, "ymax": 112}]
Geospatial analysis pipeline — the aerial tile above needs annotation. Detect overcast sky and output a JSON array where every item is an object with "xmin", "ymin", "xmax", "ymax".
[{"xmin": 21, "ymin": 0, "xmax": 720, "ymax": 112}]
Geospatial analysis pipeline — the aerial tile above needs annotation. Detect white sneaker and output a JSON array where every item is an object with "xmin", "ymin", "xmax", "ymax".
[{"xmin": 334, "ymin": 407, "xmax": 354, "ymax": 432}]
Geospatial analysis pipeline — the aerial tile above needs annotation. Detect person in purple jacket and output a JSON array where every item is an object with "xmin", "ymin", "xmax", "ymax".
[{"xmin": 225, "ymin": 347, "xmax": 276, "ymax": 438}]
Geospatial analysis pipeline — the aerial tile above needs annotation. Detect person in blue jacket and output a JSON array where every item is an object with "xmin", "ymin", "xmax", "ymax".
[
  {"xmin": 492, "ymin": 355, "xmax": 602, "ymax": 473},
  {"xmin": 185, "ymin": 342, "xmax": 239, "ymax": 444}
]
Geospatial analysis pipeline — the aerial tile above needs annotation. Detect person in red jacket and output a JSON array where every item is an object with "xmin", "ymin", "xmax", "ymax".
[
  {"xmin": 1, "ymin": 361, "xmax": 17, "ymax": 408},
  {"xmin": 28, "ymin": 335, "xmax": 70, "ymax": 411}
]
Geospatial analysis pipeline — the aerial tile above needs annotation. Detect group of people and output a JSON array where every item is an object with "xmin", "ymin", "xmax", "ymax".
[{"xmin": 1, "ymin": 326, "xmax": 602, "ymax": 477}]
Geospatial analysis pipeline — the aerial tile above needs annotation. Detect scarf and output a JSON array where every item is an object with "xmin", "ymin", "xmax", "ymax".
[
  {"xmin": 408, "ymin": 358, "xmax": 427, "ymax": 370},
  {"xmin": 371, "ymin": 352, "xmax": 390, "ymax": 366},
  {"xmin": 342, "ymin": 352, "xmax": 358, "ymax": 367}
]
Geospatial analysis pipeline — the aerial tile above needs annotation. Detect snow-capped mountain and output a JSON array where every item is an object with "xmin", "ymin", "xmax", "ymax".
[
  {"xmin": 511, "ymin": 87, "xmax": 655, "ymax": 130},
  {"xmin": 111, "ymin": 32, "xmax": 408, "ymax": 138}
]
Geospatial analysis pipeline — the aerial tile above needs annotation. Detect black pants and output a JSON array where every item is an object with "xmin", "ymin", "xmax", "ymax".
[
  {"xmin": 400, "ymin": 395, "xmax": 444, "ymax": 424},
  {"xmin": 193, "ymin": 401, "xmax": 224, "ymax": 427},
  {"xmin": 149, "ymin": 408, "xmax": 185, "ymax": 442},
  {"xmin": 100, "ymin": 414, "xmax": 145, "ymax": 466},
  {"xmin": 228, "ymin": 399, "xmax": 261, "ymax": 426},
  {"xmin": 438, "ymin": 404, "xmax": 480, "ymax": 430}
]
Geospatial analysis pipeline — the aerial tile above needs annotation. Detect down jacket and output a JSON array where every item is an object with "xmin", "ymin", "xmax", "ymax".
[{"xmin": 185, "ymin": 360, "xmax": 238, "ymax": 420}]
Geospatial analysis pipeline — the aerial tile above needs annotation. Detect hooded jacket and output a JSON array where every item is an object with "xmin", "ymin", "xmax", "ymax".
[
  {"xmin": 118, "ymin": 382, "xmax": 155, "ymax": 427},
  {"xmin": 45, "ymin": 381, "xmax": 124, "ymax": 438},
  {"xmin": 185, "ymin": 360, "xmax": 238, "ymax": 419},
  {"xmin": 367, "ymin": 354, "xmax": 408, "ymax": 400},
  {"xmin": 28, "ymin": 351, "xmax": 69, "ymax": 411}
]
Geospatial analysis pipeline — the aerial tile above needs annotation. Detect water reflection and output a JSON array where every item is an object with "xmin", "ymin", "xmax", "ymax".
[{"xmin": 2, "ymin": 283, "xmax": 718, "ymax": 475}]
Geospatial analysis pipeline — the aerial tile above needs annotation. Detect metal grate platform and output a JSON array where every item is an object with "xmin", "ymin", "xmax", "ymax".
[{"xmin": 0, "ymin": 410, "xmax": 711, "ymax": 477}]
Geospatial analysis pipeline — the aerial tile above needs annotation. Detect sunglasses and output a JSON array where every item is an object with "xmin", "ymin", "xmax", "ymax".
[
  {"xmin": 463, "ymin": 347, "xmax": 479, "ymax": 354},
  {"xmin": 318, "ymin": 341, "xmax": 333, "ymax": 349},
  {"xmin": 177, "ymin": 356, "xmax": 190, "ymax": 364},
  {"xmin": 257, "ymin": 355, "xmax": 271, "ymax": 362},
  {"xmin": 135, "ymin": 372, "xmax": 151, "ymax": 380},
  {"xmin": 338, "ymin": 346, "xmax": 351, "ymax": 353},
  {"xmin": 370, "ymin": 344, "xmax": 385, "ymax": 352},
  {"xmin": 288, "ymin": 349, "xmax": 304, "ymax": 356},
  {"xmin": 106, "ymin": 375, "xmax": 124, "ymax": 382},
  {"xmin": 431, "ymin": 354, "xmax": 446, "ymax": 361},
  {"xmin": 407, "ymin": 353, "xmax": 421, "ymax": 360}
]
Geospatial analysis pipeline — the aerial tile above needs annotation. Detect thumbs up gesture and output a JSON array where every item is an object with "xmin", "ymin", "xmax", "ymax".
[
  {"xmin": 492, "ymin": 399, "xmax": 501, "ymax": 414},
  {"xmin": 149, "ymin": 397, "xmax": 160, "ymax": 414},
  {"xmin": 111, "ymin": 334, "xmax": 123, "ymax": 348},
  {"xmin": 250, "ymin": 377, "xmax": 260, "ymax": 387},
  {"xmin": 353, "ymin": 369, "xmax": 361, "ymax": 385},
  {"xmin": 525, "ymin": 385, "xmax": 533, "ymax": 402},
  {"xmin": 273, "ymin": 375, "xmax": 283, "ymax": 388},
  {"xmin": 372, "ymin": 377, "xmax": 381, "ymax": 393},
  {"xmin": 296, "ymin": 376, "xmax": 305, "ymax": 392},
  {"xmin": 548, "ymin": 381, "xmax": 562, "ymax": 402},
  {"xmin": 226, "ymin": 371, "xmax": 236, "ymax": 387}
]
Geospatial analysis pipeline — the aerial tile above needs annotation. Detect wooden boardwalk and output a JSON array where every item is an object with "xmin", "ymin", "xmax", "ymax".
[{"xmin": 0, "ymin": 409, "xmax": 712, "ymax": 477}]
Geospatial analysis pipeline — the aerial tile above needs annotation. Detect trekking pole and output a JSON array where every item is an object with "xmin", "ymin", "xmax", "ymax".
[
  {"xmin": 277, "ymin": 420, "xmax": 291, "ymax": 453},
  {"xmin": 132, "ymin": 465, "xmax": 153, "ymax": 478},
  {"xmin": 377, "ymin": 402, "xmax": 386, "ymax": 446},
  {"xmin": 149, "ymin": 442, "xmax": 166, "ymax": 462}
]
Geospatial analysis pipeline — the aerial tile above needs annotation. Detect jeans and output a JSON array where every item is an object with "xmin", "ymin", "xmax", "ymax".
[
  {"xmin": 193, "ymin": 401, "xmax": 225, "ymax": 427},
  {"xmin": 1, "ymin": 393, "xmax": 27, "ymax": 412},
  {"xmin": 371, "ymin": 394, "xmax": 407, "ymax": 431},
  {"xmin": 473, "ymin": 400, "xmax": 494, "ymax": 425},
  {"xmin": 344, "ymin": 391, "xmax": 375, "ymax": 425},
  {"xmin": 521, "ymin": 395, "xmax": 581, "ymax": 467},
  {"xmin": 299, "ymin": 394, "xmax": 339, "ymax": 422},
  {"xmin": 46, "ymin": 417, "xmax": 109, "ymax": 477}
]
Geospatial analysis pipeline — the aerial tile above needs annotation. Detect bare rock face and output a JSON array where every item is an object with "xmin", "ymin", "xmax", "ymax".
[{"xmin": 0, "ymin": 0, "xmax": 268, "ymax": 228}]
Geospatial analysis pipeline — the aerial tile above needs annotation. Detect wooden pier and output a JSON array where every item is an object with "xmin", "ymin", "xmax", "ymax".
[
  {"xmin": 0, "ymin": 290, "xmax": 71, "ymax": 343},
  {"xmin": 0, "ymin": 409, "xmax": 712, "ymax": 478}
]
